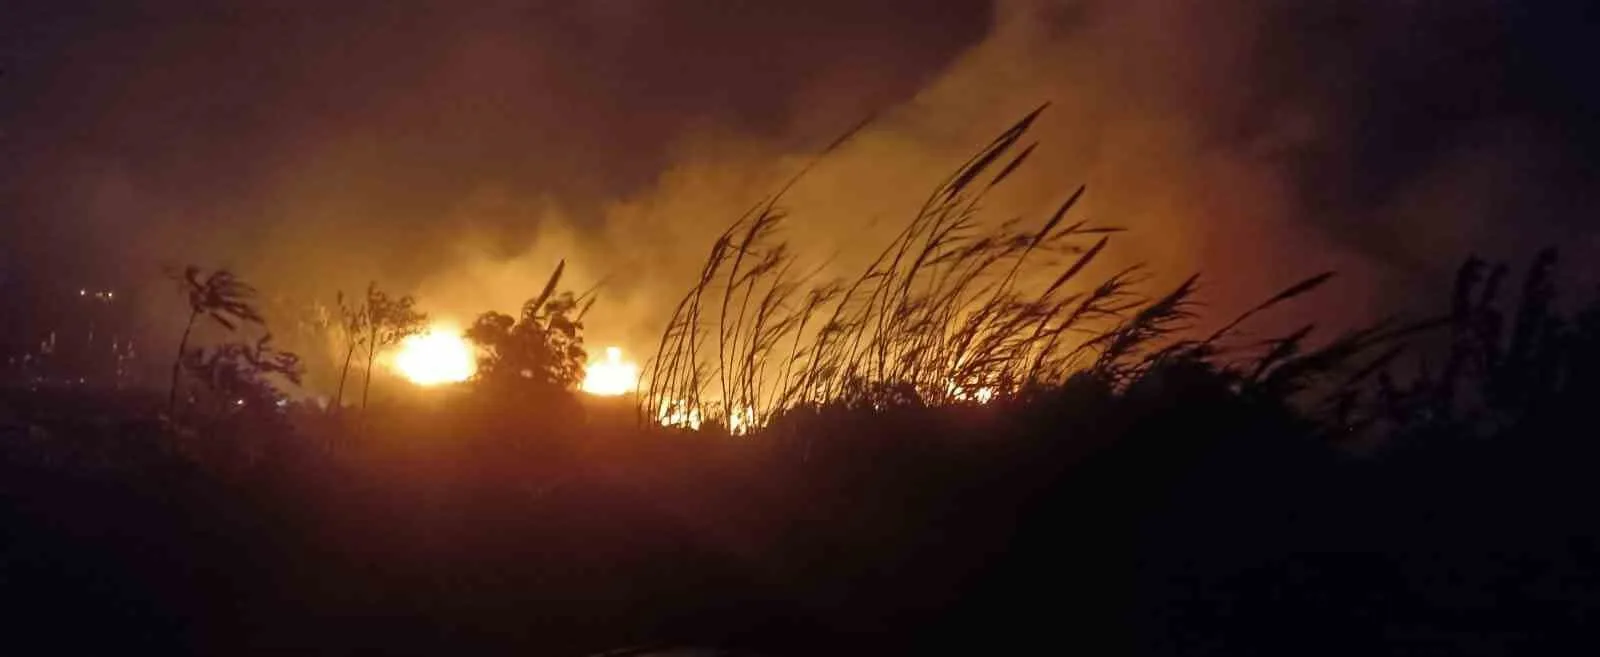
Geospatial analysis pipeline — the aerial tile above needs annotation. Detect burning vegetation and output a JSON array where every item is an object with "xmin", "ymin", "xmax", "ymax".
[
  {"xmin": 393, "ymin": 329, "xmax": 475, "ymax": 386},
  {"xmin": 4, "ymin": 107, "xmax": 1600, "ymax": 657},
  {"xmin": 5, "ymin": 107, "xmax": 1590, "ymax": 442},
  {"xmin": 643, "ymin": 108, "xmax": 1364, "ymax": 436}
]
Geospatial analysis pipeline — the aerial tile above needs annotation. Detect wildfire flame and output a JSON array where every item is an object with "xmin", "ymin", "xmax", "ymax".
[
  {"xmin": 394, "ymin": 329, "xmax": 475, "ymax": 386},
  {"xmin": 949, "ymin": 384, "xmax": 996, "ymax": 404},
  {"xmin": 657, "ymin": 399, "xmax": 703, "ymax": 430},
  {"xmin": 581, "ymin": 346, "xmax": 639, "ymax": 396}
]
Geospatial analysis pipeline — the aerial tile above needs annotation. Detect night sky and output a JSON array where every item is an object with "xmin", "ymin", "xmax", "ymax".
[{"xmin": 4, "ymin": 0, "xmax": 1600, "ymax": 364}]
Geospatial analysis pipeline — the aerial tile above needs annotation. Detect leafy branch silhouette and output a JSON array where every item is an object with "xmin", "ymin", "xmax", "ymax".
[{"xmin": 167, "ymin": 266, "xmax": 264, "ymax": 416}]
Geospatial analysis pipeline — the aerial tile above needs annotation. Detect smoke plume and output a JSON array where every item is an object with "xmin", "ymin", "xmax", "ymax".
[{"xmin": 4, "ymin": 0, "xmax": 1597, "ymax": 390}]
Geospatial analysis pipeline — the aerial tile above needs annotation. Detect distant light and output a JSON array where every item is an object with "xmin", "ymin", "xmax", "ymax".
[{"xmin": 78, "ymin": 289, "xmax": 86, "ymax": 296}]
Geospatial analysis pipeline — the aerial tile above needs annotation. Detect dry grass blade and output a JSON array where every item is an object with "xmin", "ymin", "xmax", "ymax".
[
  {"xmin": 1206, "ymin": 271, "xmax": 1335, "ymax": 344},
  {"xmin": 1248, "ymin": 324, "xmax": 1316, "ymax": 382},
  {"xmin": 987, "ymin": 142, "xmax": 1038, "ymax": 190},
  {"xmin": 529, "ymin": 260, "xmax": 566, "ymax": 317},
  {"xmin": 946, "ymin": 103, "xmax": 1048, "ymax": 197}
]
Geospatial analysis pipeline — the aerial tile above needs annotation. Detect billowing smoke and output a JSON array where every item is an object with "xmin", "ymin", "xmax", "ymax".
[{"xmin": 4, "ymin": 0, "xmax": 1597, "ymax": 392}]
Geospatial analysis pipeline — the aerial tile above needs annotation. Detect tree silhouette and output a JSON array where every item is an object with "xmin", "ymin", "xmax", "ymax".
[
  {"xmin": 167, "ymin": 266, "xmax": 264, "ymax": 416},
  {"xmin": 359, "ymin": 283, "xmax": 427, "ymax": 410},
  {"xmin": 465, "ymin": 261, "xmax": 592, "ymax": 395},
  {"xmin": 330, "ymin": 290, "xmax": 368, "ymax": 410}
]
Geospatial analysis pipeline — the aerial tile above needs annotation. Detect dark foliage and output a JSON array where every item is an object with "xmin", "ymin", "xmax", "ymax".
[
  {"xmin": 179, "ymin": 334, "xmax": 303, "ymax": 411},
  {"xmin": 465, "ymin": 260, "xmax": 594, "ymax": 396},
  {"xmin": 166, "ymin": 266, "xmax": 265, "ymax": 415}
]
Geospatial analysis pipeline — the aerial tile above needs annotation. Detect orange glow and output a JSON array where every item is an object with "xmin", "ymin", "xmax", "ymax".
[
  {"xmin": 394, "ymin": 328, "xmax": 475, "ymax": 386},
  {"xmin": 949, "ymin": 383, "xmax": 996, "ymax": 404},
  {"xmin": 582, "ymin": 346, "xmax": 639, "ymax": 396},
  {"xmin": 650, "ymin": 401, "xmax": 760, "ymax": 434},
  {"xmin": 726, "ymin": 405, "xmax": 760, "ymax": 435},
  {"xmin": 657, "ymin": 399, "xmax": 703, "ymax": 430}
]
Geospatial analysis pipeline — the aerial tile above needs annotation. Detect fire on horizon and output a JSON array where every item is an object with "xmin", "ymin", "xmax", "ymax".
[{"xmin": 391, "ymin": 328, "xmax": 641, "ymax": 398}]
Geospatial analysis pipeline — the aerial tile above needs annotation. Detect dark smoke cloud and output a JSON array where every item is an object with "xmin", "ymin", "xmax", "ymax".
[
  {"xmin": 4, "ymin": 0, "xmax": 1599, "ymax": 388},
  {"xmin": 2, "ymin": 0, "xmax": 992, "ymax": 281},
  {"xmin": 1234, "ymin": 0, "xmax": 1600, "ymax": 280},
  {"xmin": 875, "ymin": 0, "xmax": 1600, "ymax": 320}
]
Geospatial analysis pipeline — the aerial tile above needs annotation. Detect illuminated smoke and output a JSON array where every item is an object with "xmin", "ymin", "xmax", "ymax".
[{"xmin": 7, "ymin": 1, "xmax": 1597, "ymax": 394}]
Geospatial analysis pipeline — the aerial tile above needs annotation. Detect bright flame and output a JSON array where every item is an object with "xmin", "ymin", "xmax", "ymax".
[
  {"xmin": 726, "ymin": 405, "xmax": 761, "ymax": 436},
  {"xmin": 394, "ymin": 329, "xmax": 475, "ymax": 386},
  {"xmin": 948, "ymin": 382, "xmax": 996, "ymax": 404},
  {"xmin": 652, "ymin": 400, "xmax": 760, "ymax": 434},
  {"xmin": 658, "ymin": 399, "xmax": 703, "ymax": 430},
  {"xmin": 582, "ymin": 346, "xmax": 639, "ymax": 396}
]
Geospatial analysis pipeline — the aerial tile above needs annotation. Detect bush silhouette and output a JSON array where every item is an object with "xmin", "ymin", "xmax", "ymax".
[
  {"xmin": 165, "ymin": 266, "xmax": 264, "ymax": 416},
  {"xmin": 465, "ymin": 260, "xmax": 594, "ymax": 398}
]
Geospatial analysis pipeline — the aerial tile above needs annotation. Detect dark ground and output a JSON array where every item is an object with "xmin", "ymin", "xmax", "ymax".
[{"xmin": 4, "ymin": 378, "xmax": 1599, "ymax": 657}]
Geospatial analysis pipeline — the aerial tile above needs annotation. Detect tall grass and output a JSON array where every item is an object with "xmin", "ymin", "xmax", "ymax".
[
  {"xmin": 640, "ymin": 107, "xmax": 1480, "ymax": 436},
  {"xmin": 644, "ymin": 108, "xmax": 1221, "ymax": 431}
]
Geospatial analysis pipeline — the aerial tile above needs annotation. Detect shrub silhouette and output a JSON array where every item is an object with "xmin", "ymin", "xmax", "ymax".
[
  {"xmin": 180, "ymin": 334, "xmax": 303, "ymax": 411},
  {"xmin": 165, "ymin": 266, "xmax": 264, "ymax": 416},
  {"xmin": 465, "ymin": 260, "xmax": 594, "ymax": 397}
]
